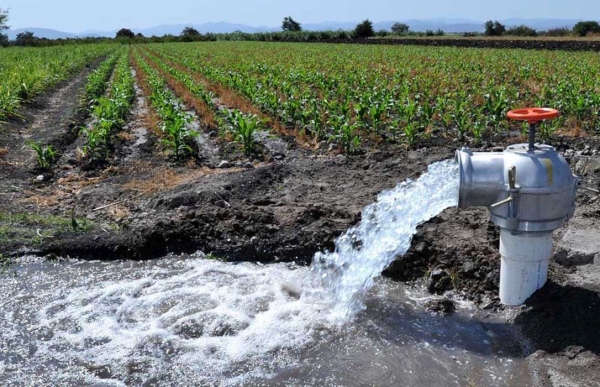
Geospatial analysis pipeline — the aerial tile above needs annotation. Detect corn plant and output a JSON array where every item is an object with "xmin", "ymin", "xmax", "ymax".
[
  {"xmin": 403, "ymin": 122, "xmax": 418, "ymax": 146},
  {"xmin": 134, "ymin": 50, "xmax": 196, "ymax": 160},
  {"xmin": 226, "ymin": 110, "xmax": 261, "ymax": 155},
  {"xmin": 0, "ymin": 44, "xmax": 115, "ymax": 121},
  {"xmin": 82, "ymin": 51, "xmax": 135, "ymax": 160},
  {"xmin": 26, "ymin": 141, "xmax": 57, "ymax": 169},
  {"xmin": 341, "ymin": 122, "xmax": 360, "ymax": 154},
  {"xmin": 159, "ymin": 103, "xmax": 195, "ymax": 159},
  {"xmin": 145, "ymin": 41, "xmax": 600, "ymax": 148},
  {"xmin": 85, "ymin": 53, "xmax": 120, "ymax": 103}
]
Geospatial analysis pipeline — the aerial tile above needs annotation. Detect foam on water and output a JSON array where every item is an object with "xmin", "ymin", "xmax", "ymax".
[
  {"xmin": 0, "ymin": 159, "xmax": 460, "ymax": 386},
  {"xmin": 9, "ymin": 260, "xmax": 328, "ymax": 386},
  {"xmin": 304, "ymin": 159, "xmax": 460, "ymax": 320}
]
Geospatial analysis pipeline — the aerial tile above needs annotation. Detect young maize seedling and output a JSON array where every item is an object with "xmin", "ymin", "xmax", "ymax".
[{"xmin": 26, "ymin": 141, "xmax": 57, "ymax": 170}]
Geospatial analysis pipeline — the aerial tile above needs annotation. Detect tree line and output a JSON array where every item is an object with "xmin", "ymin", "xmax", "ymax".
[
  {"xmin": 1, "ymin": 9, "xmax": 600, "ymax": 47},
  {"xmin": 483, "ymin": 20, "xmax": 600, "ymax": 37}
]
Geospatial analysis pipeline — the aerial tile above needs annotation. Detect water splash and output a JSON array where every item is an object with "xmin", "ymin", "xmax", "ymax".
[
  {"xmin": 304, "ymin": 159, "xmax": 459, "ymax": 320},
  {"xmin": 0, "ymin": 159, "xmax": 462, "ymax": 386}
]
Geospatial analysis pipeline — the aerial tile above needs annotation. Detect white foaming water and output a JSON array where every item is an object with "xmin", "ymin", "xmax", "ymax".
[
  {"xmin": 0, "ymin": 160, "xmax": 461, "ymax": 386},
  {"xmin": 304, "ymin": 159, "xmax": 460, "ymax": 320},
  {"xmin": 1, "ymin": 259, "xmax": 328, "ymax": 386}
]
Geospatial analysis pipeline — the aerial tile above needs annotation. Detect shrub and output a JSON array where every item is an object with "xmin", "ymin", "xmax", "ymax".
[
  {"xmin": 334, "ymin": 29, "xmax": 349, "ymax": 39},
  {"xmin": 573, "ymin": 21, "xmax": 600, "ymax": 37},
  {"xmin": 15, "ymin": 31, "xmax": 38, "ymax": 47},
  {"xmin": 506, "ymin": 25, "xmax": 538, "ymax": 37},
  {"xmin": 541, "ymin": 27, "xmax": 571, "ymax": 37}
]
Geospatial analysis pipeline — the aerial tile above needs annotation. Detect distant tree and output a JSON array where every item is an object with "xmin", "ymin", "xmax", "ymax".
[
  {"xmin": 375, "ymin": 29, "xmax": 389, "ymax": 37},
  {"xmin": 0, "ymin": 7, "xmax": 8, "ymax": 46},
  {"xmin": 391, "ymin": 22, "xmax": 409, "ymax": 35},
  {"xmin": 506, "ymin": 25, "xmax": 537, "ymax": 37},
  {"xmin": 180, "ymin": 26, "xmax": 201, "ymax": 42},
  {"xmin": 15, "ymin": 31, "xmax": 37, "ymax": 46},
  {"xmin": 181, "ymin": 26, "xmax": 200, "ymax": 37},
  {"xmin": 282, "ymin": 16, "xmax": 302, "ymax": 32},
  {"xmin": 354, "ymin": 19, "xmax": 375, "ymax": 38},
  {"xmin": 435, "ymin": 28, "xmax": 445, "ymax": 36},
  {"xmin": 0, "ymin": 8, "xmax": 8, "ymax": 31},
  {"xmin": 135, "ymin": 32, "xmax": 144, "ymax": 38},
  {"xmin": 484, "ymin": 20, "xmax": 506, "ymax": 36},
  {"xmin": 573, "ymin": 21, "xmax": 600, "ymax": 37},
  {"xmin": 115, "ymin": 28, "xmax": 135, "ymax": 39}
]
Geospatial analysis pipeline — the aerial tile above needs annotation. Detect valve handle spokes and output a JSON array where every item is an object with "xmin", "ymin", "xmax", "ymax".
[
  {"xmin": 507, "ymin": 108, "xmax": 560, "ymax": 151},
  {"xmin": 507, "ymin": 108, "xmax": 560, "ymax": 123}
]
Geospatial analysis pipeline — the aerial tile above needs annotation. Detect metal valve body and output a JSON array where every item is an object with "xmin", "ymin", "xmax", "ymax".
[
  {"xmin": 456, "ymin": 143, "xmax": 578, "ymax": 305},
  {"xmin": 456, "ymin": 144, "xmax": 577, "ymax": 232}
]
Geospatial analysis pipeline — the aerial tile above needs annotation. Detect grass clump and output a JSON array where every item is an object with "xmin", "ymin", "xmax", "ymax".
[{"xmin": 0, "ymin": 211, "xmax": 93, "ymax": 247}]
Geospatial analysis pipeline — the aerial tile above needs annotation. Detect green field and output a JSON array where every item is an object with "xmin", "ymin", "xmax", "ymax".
[
  {"xmin": 143, "ymin": 42, "xmax": 600, "ymax": 150},
  {"xmin": 1, "ymin": 41, "xmax": 599, "ymax": 156}
]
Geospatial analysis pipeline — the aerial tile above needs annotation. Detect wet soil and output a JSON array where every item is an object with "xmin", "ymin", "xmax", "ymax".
[
  {"xmin": 0, "ymin": 60, "xmax": 101, "ymax": 174},
  {"xmin": 1, "ymin": 63, "xmax": 600, "ymax": 386}
]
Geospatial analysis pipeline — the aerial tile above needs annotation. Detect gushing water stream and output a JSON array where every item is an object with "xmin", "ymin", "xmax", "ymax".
[
  {"xmin": 305, "ymin": 160, "xmax": 460, "ymax": 320},
  {"xmin": 0, "ymin": 160, "xmax": 530, "ymax": 386}
]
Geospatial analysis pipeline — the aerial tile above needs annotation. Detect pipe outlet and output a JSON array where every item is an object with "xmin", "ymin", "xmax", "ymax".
[
  {"xmin": 456, "ymin": 145, "xmax": 577, "ymax": 232},
  {"xmin": 456, "ymin": 143, "xmax": 579, "ymax": 305},
  {"xmin": 499, "ymin": 230, "xmax": 552, "ymax": 305},
  {"xmin": 456, "ymin": 148, "xmax": 505, "ymax": 209}
]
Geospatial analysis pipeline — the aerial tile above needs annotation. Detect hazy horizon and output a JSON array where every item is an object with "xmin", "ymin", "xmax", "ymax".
[{"xmin": 1, "ymin": 0, "xmax": 598, "ymax": 33}]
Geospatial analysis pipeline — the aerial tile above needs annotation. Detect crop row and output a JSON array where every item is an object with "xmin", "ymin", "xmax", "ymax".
[
  {"xmin": 0, "ymin": 44, "xmax": 116, "ymax": 122},
  {"xmin": 132, "ymin": 49, "xmax": 200, "ymax": 160},
  {"xmin": 149, "ymin": 42, "xmax": 600, "ymax": 151},
  {"xmin": 82, "ymin": 50, "xmax": 135, "ymax": 160},
  {"xmin": 140, "ymin": 49, "xmax": 265, "ymax": 155},
  {"xmin": 84, "ymin": 52, "xmax": 120, "ymax": 104}
]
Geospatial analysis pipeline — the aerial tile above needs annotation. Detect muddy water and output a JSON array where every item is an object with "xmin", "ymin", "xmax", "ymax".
[
  {"xmin": 0, "ymin": 160, "xmax": 530, "ymax": 386},
  {"xmin": 0, "ymin": 255, "xmax": 529, "ymax": 387}
]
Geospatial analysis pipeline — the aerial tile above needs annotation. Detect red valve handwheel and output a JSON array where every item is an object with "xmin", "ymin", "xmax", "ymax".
[{"xmin": 507, "ymin": 108, "xmax": 560, "ymax": 123}]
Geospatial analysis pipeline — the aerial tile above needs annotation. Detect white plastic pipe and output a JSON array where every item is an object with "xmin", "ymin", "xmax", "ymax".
[{"xmin": 499, "ymin": 230, "xmax": 553, "ymax": 306}]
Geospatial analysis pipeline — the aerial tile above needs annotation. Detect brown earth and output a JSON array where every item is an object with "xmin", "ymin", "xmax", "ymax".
[{"xmin": 1, "ymin": 60, "xmax": 599, "ymax": 386}]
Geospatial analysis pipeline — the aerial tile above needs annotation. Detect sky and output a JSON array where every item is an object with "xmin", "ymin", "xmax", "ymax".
[{"xmin": 1, "ymin": 0, "xmax": 599, "ymax": 33}]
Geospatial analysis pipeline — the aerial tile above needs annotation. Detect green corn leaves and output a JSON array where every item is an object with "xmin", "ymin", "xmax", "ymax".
[
  {"xmin": 134, "ymin": 50, "xmax": 196, "ymax": 160},
  {"xmin": 82, "ymin": 51, "xmax": 135, "ymax": 160},
  {"xmin": 0, "ymin": 44, "xmax": 114, "ymax": 122}
]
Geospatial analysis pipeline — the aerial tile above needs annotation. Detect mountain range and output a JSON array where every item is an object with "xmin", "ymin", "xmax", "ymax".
[{"xmin": 5, "ymin": 18, "xmax": 580, "ymax": 40}]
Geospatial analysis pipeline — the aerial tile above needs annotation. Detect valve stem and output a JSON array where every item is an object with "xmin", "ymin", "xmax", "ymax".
[{"xmin": 528, "ymin": 122, "xmax": 537, "ymax": 151}]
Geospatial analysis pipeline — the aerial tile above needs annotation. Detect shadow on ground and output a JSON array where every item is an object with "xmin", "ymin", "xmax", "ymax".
[{"xmin": 515, "ymin": 280, "xmax": 600, "ymax": 354}]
